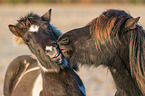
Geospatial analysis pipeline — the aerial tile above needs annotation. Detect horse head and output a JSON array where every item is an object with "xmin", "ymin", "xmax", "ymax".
[
  {"xmin": 8, "ymin": 9, "xmax": 61, "ymax": 72},
  {"xmin": 7, "ymin": 10, "xmax": 86, "ymax": 96},
  {"xmin": 57, "ymin": 9, "xmax": 140, "ymax": 67},
  {"xmin": 8, "ymin": 10, "xmax": 78, "ymax": 71}
]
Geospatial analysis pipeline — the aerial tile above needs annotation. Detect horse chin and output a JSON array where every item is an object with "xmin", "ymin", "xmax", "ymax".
[{"xmin": 46, "ymin": 51, "xmax": 62, "ymax": 63}]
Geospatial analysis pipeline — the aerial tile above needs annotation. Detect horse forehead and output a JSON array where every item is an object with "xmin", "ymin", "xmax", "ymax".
[{"xmin": 29, "ymin": 24, "xmax": 40, "ymax": 32}]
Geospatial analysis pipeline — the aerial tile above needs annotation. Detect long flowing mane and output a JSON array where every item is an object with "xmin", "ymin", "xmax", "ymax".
[
  {"xmin": 90, "ymin": 9, "xmax": 145, "ymax": 94},
  {"xmin": 130, "ymin": 25, "xmax": 145, "ymax": 94}
]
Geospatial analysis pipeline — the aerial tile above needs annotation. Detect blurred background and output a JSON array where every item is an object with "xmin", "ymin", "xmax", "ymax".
[
  {"xmin": 1, "ymin": 0, "xmax": 145, "ymax": 4},
  {"xmin": 0, "ymin": 0, "xmax": 145, "ymax": 96}
]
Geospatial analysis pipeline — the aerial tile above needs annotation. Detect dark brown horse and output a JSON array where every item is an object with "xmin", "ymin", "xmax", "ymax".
[
  {"xmin": 56, "ymin": 9, "xmax": 145, "ymax": 96},
  {"xmin": 4, "ymin": 9, "xmax": 85, "ymax": 96}
]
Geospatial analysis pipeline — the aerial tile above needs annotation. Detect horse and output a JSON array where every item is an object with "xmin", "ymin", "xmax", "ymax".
[
  {"xmin": 56, "ymin": 9, "xmax": 145, "ymax": 96},
  {"xmin": 4, "ymin": 9, "xmax": 85, "ymax": 96}
]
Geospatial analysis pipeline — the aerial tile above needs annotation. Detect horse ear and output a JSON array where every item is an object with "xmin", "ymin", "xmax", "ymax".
[
  {"xmin": 8, "ymin": 25, "xmax": 21, "ymax": 37},
  {"xmin": 125, "ymin": 17, "xmax": 140, "ymax": 30},
  {"xmin": 41, "ymin": 9, "xmax": 52, "ymax": 22}
]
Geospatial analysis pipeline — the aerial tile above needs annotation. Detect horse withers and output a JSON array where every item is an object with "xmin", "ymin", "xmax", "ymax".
[{"xmin": 4, "ymin": 9, "xmax": 85, "ymax": 96}]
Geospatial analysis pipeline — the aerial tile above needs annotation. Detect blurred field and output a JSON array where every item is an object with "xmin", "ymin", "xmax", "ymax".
[{"xmin": 0, "ymin": 4, "xmax": 145, "ymax": 96}]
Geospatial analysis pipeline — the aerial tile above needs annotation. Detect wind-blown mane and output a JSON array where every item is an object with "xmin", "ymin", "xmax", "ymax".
[
  {"xmin": 90, "ymin": 10, "xmax": 132, "ymax": 46},
  {"xmin": 17, "ymin": 13, "xmax": 40, "ymax": 28},
  {"xmin": 130, "ymin": 25, "xmax": 145, "ymax": 94},
  {"xmin": 90, "ymin": 9, "xmax": 145, "ymax": 94}
]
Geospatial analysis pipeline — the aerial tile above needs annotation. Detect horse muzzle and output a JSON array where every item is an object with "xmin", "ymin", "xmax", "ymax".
[{"xmin": 45, "ymin": 45, "xmax": 70, "ymax": 69}]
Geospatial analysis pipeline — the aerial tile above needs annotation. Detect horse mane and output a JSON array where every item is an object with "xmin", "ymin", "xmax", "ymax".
[
  {"xmin": 130, "ymin": 25, "xmax": 145, "ymax": 94},
  {"xmin": 89, "ymin": 9, "xmax": 132, "ymax": 47},
  {"xmin": 90, "ymin": 9, "xmax": 145, "ymax": 94}
]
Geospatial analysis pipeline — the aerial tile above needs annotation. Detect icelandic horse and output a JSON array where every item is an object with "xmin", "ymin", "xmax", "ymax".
[
  {"xmin": 57, "ymin": 9, "xmax": 145, "ymax": 96},
  {"xmin": 4, "ymin": 9, "xmax": 85, "ymax": 96}
]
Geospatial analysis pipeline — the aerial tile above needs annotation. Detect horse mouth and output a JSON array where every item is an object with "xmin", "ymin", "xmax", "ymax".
[
  {"xmin": 53, "ymin": 50, "xmax": 61, "ymax": 58},
  {"xmin": 44, "ymin": 45, "xmax": 62, "ymax": 62},
  {"xmin": 51, "ymin": 52, "xmax": 62, "ymax": 63},
  {"xmin": 44, "ymin": 45, "xmax": 70, "ymax": 69}
]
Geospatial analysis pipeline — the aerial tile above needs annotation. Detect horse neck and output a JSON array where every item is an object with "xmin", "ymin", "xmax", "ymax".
[
  {"xmin": 68, "ymin": 25, "xmax": 98, "ymax": 64},
  {"xmin": 109, "ymin": 52, "xmax": 142, "ymax": 96},
  {"xmin": 40, "ymin": 69, "xmax": 84, "ymax": 96},
  {"xmin": 41, "ymin": 71, "xmax": 66, "ymax": 96}
]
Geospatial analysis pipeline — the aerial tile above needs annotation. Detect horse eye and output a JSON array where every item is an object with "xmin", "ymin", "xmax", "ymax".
[
  {"xmin": 60, "ymin": 37, "xmax": 70, "ymax": 45},
  {"xmin": 25, "ymin": 38, "xmax": 30, "ymax": 42},
  {"xmin": 23, "ymin": 36, "xmax": 30, "ymax": 43}
]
